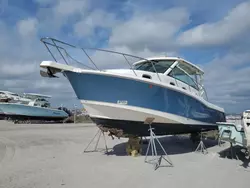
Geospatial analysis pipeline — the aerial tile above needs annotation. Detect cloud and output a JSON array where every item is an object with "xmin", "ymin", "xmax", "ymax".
[
  {"xmin": 0, "ymin": 62, "xmax": 37, "ymax": 78},
  {"xmin": 34, "ymin": 0, "xmax": 89, "ymax": 38},
  {"xmin": 34, "ymin": 0, "xmax": 53, "ymax": 5},
  {"xmin": 203, "ymin": 52, "xmax": 250, "ymax": 112},
  {"xmin": 109, "ymin": 7, "xmax": 190, "ymax": 51},
  {"xmin": 54, "ymin": 0, "xmax": 87, "ymax": 16},
  {"xmin": 17, "ymin": 18, "xmax": 38, "ymax": 37},
  {"xmin": 74, "ymin": 9, "xmax": 117, "ymax": 37},
  {"xmin": 177, "ymin": 1, "xmax": 250, "ymax": 47}
]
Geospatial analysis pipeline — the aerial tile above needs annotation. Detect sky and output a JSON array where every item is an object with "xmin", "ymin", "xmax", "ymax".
[{"xmin": 0, "ymin": 0, "xmax": 250, "ymax": 113}]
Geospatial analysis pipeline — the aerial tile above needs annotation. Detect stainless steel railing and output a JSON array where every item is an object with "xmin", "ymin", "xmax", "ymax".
[
  {"xmin": 40, "ymin": 37, "xmax": 161, "ymax": 81},
  {"xmin": 41, "ymin": 37, "xmax": 208, "ymax": 100}
]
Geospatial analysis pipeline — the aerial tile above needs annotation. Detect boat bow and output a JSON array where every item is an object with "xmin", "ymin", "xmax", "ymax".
[{"xmin": 40, "ymin": 61, "xmax": 79, "ymax": 77}]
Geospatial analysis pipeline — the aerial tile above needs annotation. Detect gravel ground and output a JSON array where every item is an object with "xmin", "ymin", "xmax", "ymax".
[{"xmin": 0, "ymin": 120, "xmax": 250, "ymax": 188}]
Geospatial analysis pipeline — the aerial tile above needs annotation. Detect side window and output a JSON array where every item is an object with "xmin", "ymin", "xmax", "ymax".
[{"xmin": 169, "ymin": 66, "xmax": 198, "ymax": 90}]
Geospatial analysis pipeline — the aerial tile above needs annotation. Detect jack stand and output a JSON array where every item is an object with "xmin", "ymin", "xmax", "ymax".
[
  {"xmin": 227, "ymin": 142, "xmax": 238, "ymax": 160},
  {"xmin": 144, "ymin": 118, "xmax": 173, "ymax": 170},
  {"xmin": 195, "ymin": 131, "xmax": 208, "ymax": 154},
  {"xmin": 83, "ymin": 128, "xmax": 108, "ymax": 154}
]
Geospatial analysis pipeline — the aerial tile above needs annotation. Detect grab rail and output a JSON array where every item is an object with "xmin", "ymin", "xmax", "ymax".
[{"xmin": 40, "ymin": 37, "xmax": 161, "ymax": 81}]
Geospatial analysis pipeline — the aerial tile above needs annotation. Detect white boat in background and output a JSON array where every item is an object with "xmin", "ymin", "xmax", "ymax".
[
  {"xmin": 0, "ymin": 92, "xmax": 70, "ymax": 122},
  {"xmin": 217, "ymin": 110, "xmax": 250, "ymax": 155},
  {"xmin": 39, "ymin": 37, "xmax": 226, "ymax": 137}
]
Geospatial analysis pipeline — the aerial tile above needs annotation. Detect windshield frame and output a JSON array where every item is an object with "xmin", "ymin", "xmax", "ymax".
[
  {"xmin": 133, "ymin": 59, "xmax": 176, "ymax": 74},
  {"xmin": 167, "ymin": 61, "xmax": 203, "ymax": 91}
]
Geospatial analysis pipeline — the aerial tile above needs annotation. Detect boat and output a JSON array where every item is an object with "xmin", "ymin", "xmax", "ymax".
[
  {"xmin": 39, "ymin": 37, "xmax": 226, "ymax": 137},
  {"xmin": 0, "ymin": 92, "xmax": 70, "ymax": 122},
  {"xmin": 217, "ymin": 110, "xmax": 250, "ymax": 156}
]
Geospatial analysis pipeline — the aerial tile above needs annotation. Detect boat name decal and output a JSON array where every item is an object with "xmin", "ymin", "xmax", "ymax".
[{"xmin": 117, "ymin": 100, "xmax": 128, "ymax": 105}]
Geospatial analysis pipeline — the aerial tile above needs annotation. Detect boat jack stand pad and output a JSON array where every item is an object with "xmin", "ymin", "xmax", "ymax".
[
  {"xmin": 144, "ymin": 118, "xmax": 174, "ymax": 170},
  {"xmin": 83, "ymin": 128, "xmax": 108, "ymax": 154},
  {"xmin": 195, "ymin": 131, "xmax": 208, "ymax": 154}
]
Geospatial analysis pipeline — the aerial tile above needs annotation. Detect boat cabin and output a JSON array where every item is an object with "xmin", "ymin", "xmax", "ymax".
[
  {"xmin": 132, "ymin": 57, "xmax": 206, "ymax": 99},
  {"xmin": 23, "ymin": 93, "xmax": 51, "ymax": 108},
  {"xmin": 0, "ymin": 90, "xmax": 19, "ymax": 97},
  {"xmin": 0, "ymin": 90, "xmax": 22, "ymax": 101}
]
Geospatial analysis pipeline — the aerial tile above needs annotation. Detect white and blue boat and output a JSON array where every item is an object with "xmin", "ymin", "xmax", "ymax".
[
  {"xmin": 39, "ymin": 37, "xmax": 226, "ymax": 137},
  {"xmin": 0, "ymin": 92, "xmax": 70, "ymax": 121}
]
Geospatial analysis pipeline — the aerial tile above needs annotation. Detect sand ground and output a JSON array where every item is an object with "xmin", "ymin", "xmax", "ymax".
[{"xmin": 0, "ymin": 120, "xmax": 250, "ymax": 188}]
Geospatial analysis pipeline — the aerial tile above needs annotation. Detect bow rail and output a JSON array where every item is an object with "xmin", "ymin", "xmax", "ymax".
[{"xmin": 40, "ymin": 37, "xmax": 161, "ymax": 81}]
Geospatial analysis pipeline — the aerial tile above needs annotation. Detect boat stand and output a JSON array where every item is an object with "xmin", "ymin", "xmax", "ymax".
[
  {"xmin": 83, "ymin": 128, "xmax": 108, "ymax": 154},
  {"xmin": 195, "ymin": 131, "xmax": 208, "ymax": 154},
  {"xmin": 228, "ymin": 142, "xmax": 239, "ymax": 160},
  {"xmin": 144, "ymin": 118, "xmax": 173, "ymax": 170}
]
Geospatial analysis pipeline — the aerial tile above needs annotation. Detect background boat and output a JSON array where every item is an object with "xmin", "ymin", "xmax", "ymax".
[{"xmin": 0, "ymin": 92, "xmax": 70, "ymax": 123}]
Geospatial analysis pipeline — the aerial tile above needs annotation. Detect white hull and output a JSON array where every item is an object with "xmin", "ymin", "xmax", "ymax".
[{"xmin": 81, "ymin": 100, "xmax": 214, "ymax": 126}]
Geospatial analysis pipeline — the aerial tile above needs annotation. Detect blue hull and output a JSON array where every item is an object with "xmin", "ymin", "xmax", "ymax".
[
  {"xmin": 64, "ymin": 71, "xmax": 225, "ymax": 124},
  {"xmin": 0, "ymin": 103, "xmax": 69, "ymax": 120}
]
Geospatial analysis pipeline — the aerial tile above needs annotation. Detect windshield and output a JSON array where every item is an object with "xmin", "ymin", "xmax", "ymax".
[
  {"xmin": 169, "ymin": 65, "xmax": 199, "ymax": 90},
  {"xmin": 133, "ymin": 60, "xmax": 175, "ymax": 73},
  {"xmin": 37, "ymin": 98, "xmax": 49, "ymax": 102}
]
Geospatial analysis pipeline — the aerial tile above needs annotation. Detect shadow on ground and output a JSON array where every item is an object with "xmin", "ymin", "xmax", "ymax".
[
  {"xmin": 218, "ymin": 145, "xmax": 250, "ymax": 168},
  {"xmin": 106, "ymin": 135, "xmax": 218, "ymax": 156}
]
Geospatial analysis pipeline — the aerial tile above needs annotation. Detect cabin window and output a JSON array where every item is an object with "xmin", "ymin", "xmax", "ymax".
[
  {"xmin": 168, "ymin": 66, "xmax": 199, "ymax": 90},
  {"xmin": 133, "ymin": 60, "xmax": 175, "ymax": 73},
  {"xmin": 177, "ymin": 61, "xmax": 203, "ymax": 84}
]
